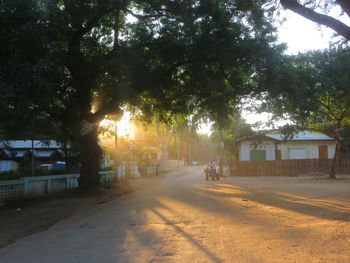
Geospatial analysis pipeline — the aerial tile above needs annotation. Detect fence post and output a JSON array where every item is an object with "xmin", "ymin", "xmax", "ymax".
[
  {"xmin": 47, "ymin": 178, "xmax": 52, "ymax": 194},
  {"xmin": 23, "ymin": 178, "xmax": 28, "ymax": 197}
]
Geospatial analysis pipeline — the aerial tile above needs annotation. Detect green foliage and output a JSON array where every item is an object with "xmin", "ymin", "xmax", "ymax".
[
  {"xmin": 211, "ymin": 114, "xmax": 256, "ymax": 159},
  {"xmin": 0, "ymin": 171, "xmax": 22, "ymax": 181},
  {"xmin": 264, "ymin": 47, "xmax": 350, "ymax": 178},
  {"xmin": 1, "ymin": 0, "xmax": 280, "ymax": 137},
  {"xmin": 265, "ymin": 48, "xmax": 350, "ymax": 139},
  {"xmin": 0, "ymin": 0, "xmax": 281, "ymax": 189},
  {"xmin": 190, "ymin": 134, "xmax": 217, "ymax": 162}
]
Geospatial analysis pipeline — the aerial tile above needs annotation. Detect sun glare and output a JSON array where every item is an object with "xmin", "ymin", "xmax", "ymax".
[
  {"xmin": 197, "ymin": 122, "xmax": 212, "ymax": 135},
  {"xmin": 99, "ymin": 111, "xmax": 133, "ymax": 138}
]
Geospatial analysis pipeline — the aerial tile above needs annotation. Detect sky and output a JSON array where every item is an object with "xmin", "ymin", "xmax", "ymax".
[
  {"xmin": 241, "ymin": 9, "xmax": 341, "ymax": 130},
  {"xmin": 198, "ymin": 9, "xmax": 340, "ymax": 134},
  {"xmin": 126, "ymin": 8, "xmax": 345, "ymax": 135},
  {"xmin": 277, "ymin": 9, "xmax": 336, "ymax": 55}
]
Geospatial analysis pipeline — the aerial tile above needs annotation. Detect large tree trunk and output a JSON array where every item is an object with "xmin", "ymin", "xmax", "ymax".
[
  {"xmin": 78, "ymin": 116, "xmax": 102, "ymax": 193},
  {"xmin": 329, "ymin": 138, "xmax": 340, "ymax": 179},
  {"xmin": 156, "ymin": 123, "xmax": 174, "ymax": 172}
]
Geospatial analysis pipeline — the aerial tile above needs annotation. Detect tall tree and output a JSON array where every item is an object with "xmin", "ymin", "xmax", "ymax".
[
  {"xmin": 1, "ymin": 0, "xmax": 280, "ymax": 192},
  {"xmin": 211, "ymin": 114, "xmax": 255, "ymax": 161},
  {"xmin": 264, "ymin": 48, "xmax": 350, "ymax": 178}
]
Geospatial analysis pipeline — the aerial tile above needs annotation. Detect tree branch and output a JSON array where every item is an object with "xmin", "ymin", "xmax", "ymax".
[
  {"xmin": 320, "ymin": 101, "xmax": 339, "ymax": 121},
  {"xmin": 219, "ymin": 63, "xmax": 237, "ymax": 89},
  {"xmin": 124, "ymin": 8, "xmax": 178, "ymax": 20},
  {"xmin": 336, "ymin": 0, "xmax": 350, "ymax": 19},
  {"xmin": 281, "ymin": 0, "xmax": 350, "ymax": 40},
  {"xmin": 93, "ymin": 101, "xmax": 122, "ymax": 123},
  {"xmin": 305, "ymin": 126, "xmax": 336, "ymax": 139},
  {"xmin": 113, "ymin": 9, "xmax": 120, "ymax": 52}
]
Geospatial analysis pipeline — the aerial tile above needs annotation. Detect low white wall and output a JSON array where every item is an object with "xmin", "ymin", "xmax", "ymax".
[
  {"xmin": 0, "ymin": 167, "xmax": 126, "ymax": 205},
  {"xmin": 129, "ymin": 161, "xmax": 141, "ymax": 177},
  {"xmin": 138, "ymin": 166, "xmax": 158, "ymax": 176}
]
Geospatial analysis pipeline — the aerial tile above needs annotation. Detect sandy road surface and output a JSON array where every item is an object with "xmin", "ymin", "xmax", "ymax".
[{"xmin": 1, "ymin": 166, "xmax": 350, "ymax": 263}]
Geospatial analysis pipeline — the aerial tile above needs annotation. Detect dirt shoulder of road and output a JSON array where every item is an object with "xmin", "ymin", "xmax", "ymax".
[{"xmin": 0, "ymin": 175, "xmax": 163, "ymax": 248}]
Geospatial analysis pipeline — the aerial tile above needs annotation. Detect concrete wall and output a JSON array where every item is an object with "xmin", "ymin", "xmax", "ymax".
[
  {"xmin": 0, "ymin": 166, "xmax": 127, "ymax": 205},
  {"xmin": 129, "ymin": 161, "xmax": 141, "ymax": 177},
  {"xmin": 0, "ymin": 159, "xmax": 187, "ymax": 205},
  {"xmin": 138, "ymin": 166, "xmax": 158, "ymax": 176}
]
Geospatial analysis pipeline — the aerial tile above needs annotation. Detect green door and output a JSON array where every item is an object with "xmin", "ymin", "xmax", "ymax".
[{"xmin": 250, "ymin": 150, "xmax": 266, "ymax": 161}]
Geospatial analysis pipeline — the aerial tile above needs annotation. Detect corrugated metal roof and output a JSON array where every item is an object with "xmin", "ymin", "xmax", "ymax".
[
  {"xmin": 34, "ymin": 150, "xmax": 56, "ymax": 158},
  {"xmin": 266, "ymin": 131, "xmax": 334, "ymax": 141},
  {"xmin": 4, "ymin": 150, "xmax": 28, "ymax": 158},
  {"xmin": 0, "ymin": 140, "xmax": 63, "ymax": 149}
]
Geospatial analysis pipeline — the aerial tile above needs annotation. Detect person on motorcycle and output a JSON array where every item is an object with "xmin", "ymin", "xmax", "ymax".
[{"xmin": 208, "ymin": 161, "xmax": 217, "ymax": 176}]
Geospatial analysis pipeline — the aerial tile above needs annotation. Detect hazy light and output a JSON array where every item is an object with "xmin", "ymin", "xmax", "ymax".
[
  {"xmin": 106, "ymin": 11, "xmax": 347, "ymax": 136},
  {"xmin": 99, "ymin": 112, "xmax": 133, "ymax": 138},
  {"xmin": 197, "ymin": 122, "xmax": 213, "ymax": 135}
]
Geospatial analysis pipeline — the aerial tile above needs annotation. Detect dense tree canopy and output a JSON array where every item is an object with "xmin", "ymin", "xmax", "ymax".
[
  {"xmin": 262, "ymin": 48, "xmax": 350, "ymax": 178},
  {"xmin": 1, "ymin": 0, "xmax": 281, "ymax": 191}
]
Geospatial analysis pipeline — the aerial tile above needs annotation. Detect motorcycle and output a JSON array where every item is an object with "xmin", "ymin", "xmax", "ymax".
[{"xmin": 204, "ymin": 167, "xmax": 220, "ymax": 181}]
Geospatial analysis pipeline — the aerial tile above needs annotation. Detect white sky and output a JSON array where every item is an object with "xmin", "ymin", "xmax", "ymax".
[
  {"xmin": 199, "ymin": 9, "xmax": 347, "ymax": 134},
  {"xmin": 127, "ymin": 9, "xmax": 348, "ymax": 134},
  {"xmin": 243, "ymin": 9, "xmax": 347, "ymax": 129},
  {"xmin": 277, "ymin": 9, "xmax": 336, "ymax": 55}
]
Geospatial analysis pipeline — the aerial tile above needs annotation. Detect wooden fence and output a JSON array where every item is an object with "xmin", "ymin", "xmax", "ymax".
[{"xmin": 232, "ymin": 158, "xmax": 350, "ymax": 177}]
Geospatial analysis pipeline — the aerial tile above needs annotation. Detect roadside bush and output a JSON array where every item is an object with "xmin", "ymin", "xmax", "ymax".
[
  {"xmin": 0, "ymin": 171, "xmax": 22, "ymax": 181},
  {"xmin": 100, "ymin": 165, "xmax": 115, "ymax": 171}
]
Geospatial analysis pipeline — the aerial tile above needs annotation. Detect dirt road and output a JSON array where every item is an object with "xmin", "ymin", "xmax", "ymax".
[{"xmin": 1, "ymin": 166, "xmax": 350, "ymax": 263}]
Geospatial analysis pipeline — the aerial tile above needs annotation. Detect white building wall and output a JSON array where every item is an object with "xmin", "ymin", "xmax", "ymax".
[
  {"xmin": 265, "ymin": 142, "xmax": 276, "ymax": 160},
  {"xmin": 240, "ymin": 142, "xmax": 251, "ymax": 161},
  {"xmin": 0, "ymin": 160, "xmax": 18, "ymax": 172},
  {"xmin": 239, "ymin": 141, "xmax": 275, "ymax": 161},
  {"xmin": 328, "ymin": 143, "xmax": 336, "ymax": 158},
  {"xmin": 277, "ymin": 141, "xmax": 336, "ymax": 160},
  {"xmin": 240, "ymin": 140, "xmax": 336, "ymax": 161}
]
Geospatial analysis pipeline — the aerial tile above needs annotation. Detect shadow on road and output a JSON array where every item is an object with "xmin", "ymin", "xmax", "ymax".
[{"xmin": 193, "ymin": 182, "xmax": 350, "ymax": 222}]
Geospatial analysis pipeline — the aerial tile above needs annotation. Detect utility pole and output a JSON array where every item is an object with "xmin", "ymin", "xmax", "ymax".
[
  {"xmin": 114, "ymin": 121, "xmax": 118, "ymax": 174},
  {"xmin": 219, "ymin": 131, "xmax": 224, "ymax": 177},
  {"xmin": 177, "ymin": 134, "xmax": 180, "ymax": 168},
  {"xmin": 31, "ymin": 139, "xmax": 35, "ymax": 176}
]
